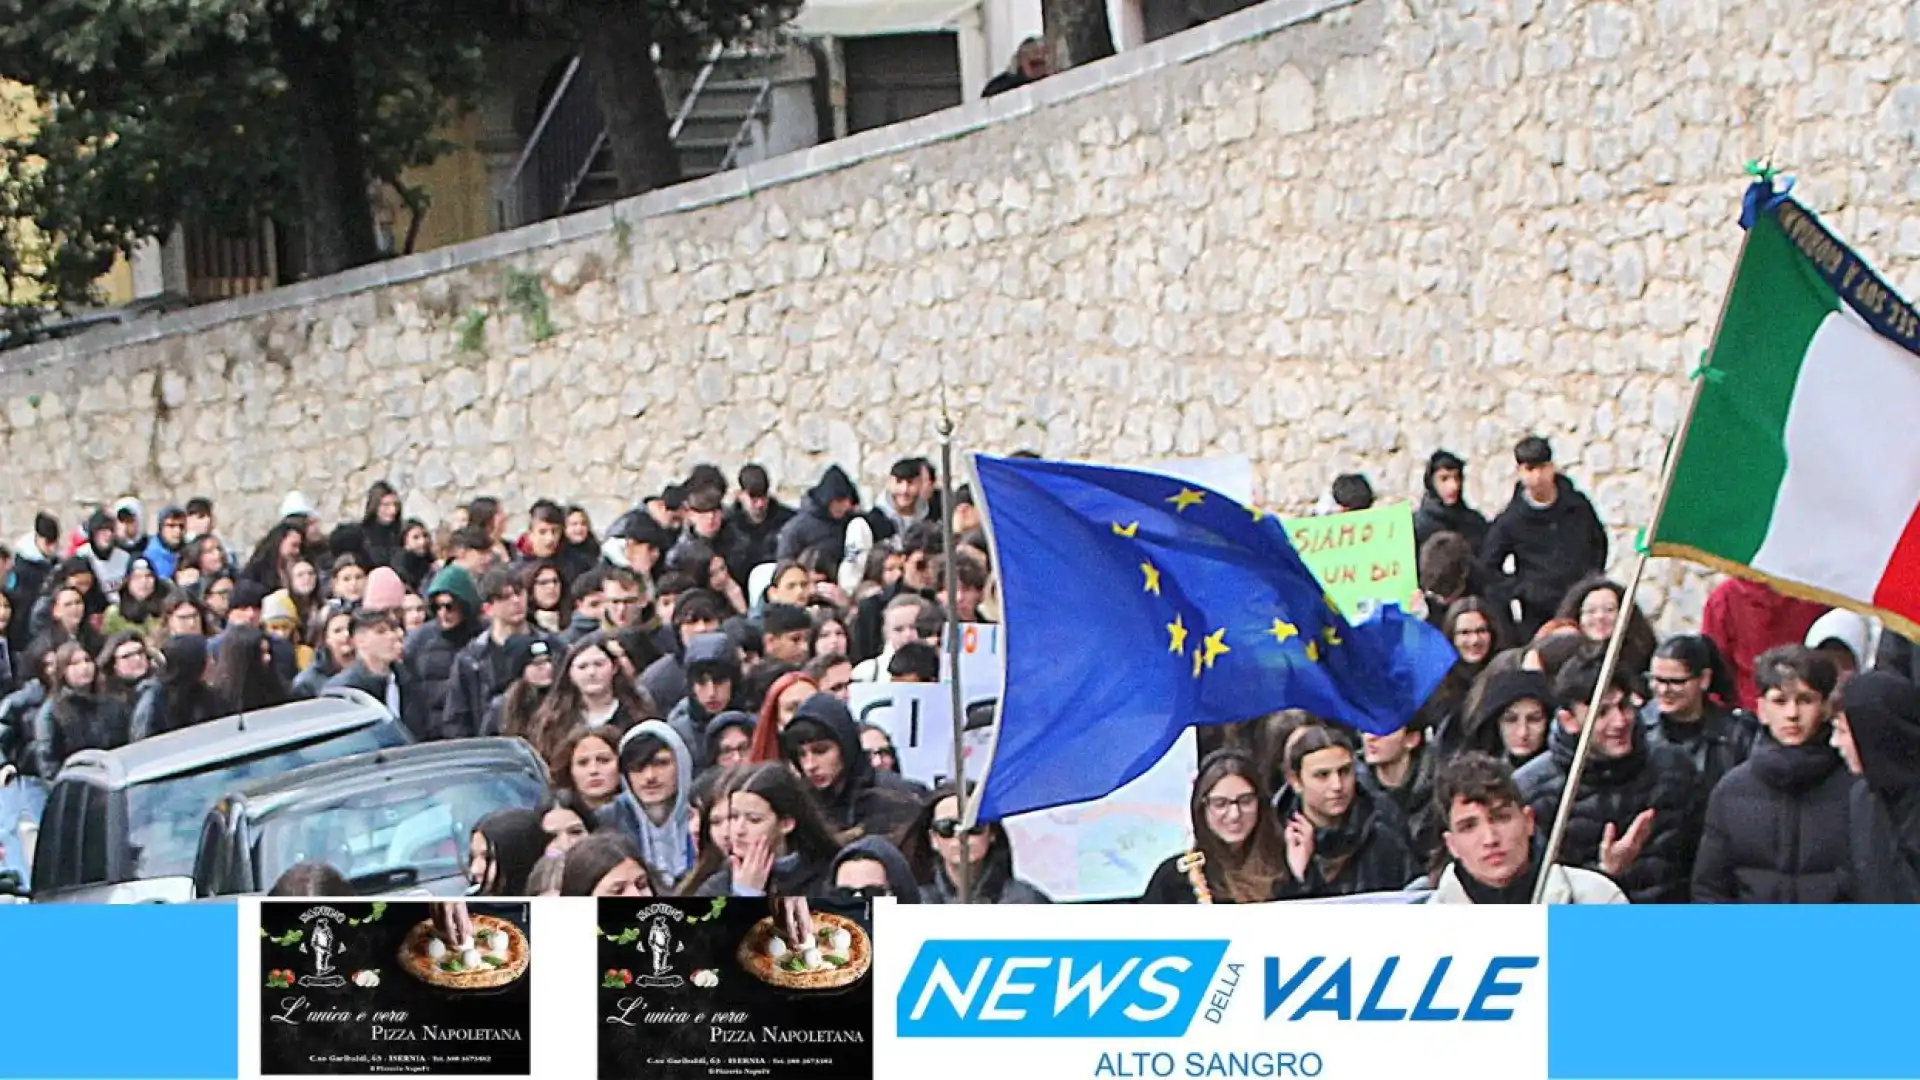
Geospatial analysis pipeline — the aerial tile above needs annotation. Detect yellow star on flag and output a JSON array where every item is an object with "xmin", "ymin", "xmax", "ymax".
[
  {"xmin": 1268, "ymin": 618, "xmax": 1298, "ymax": 645},
  {"xmin": 1304, "ymin": 640, "xmax": 1321, "ymax": 662},
  {"xmin": 1167, "ymin": 613, "xmax": 1189, "ymax": 655},
  {"xmin": 1323, "ymin": 593, "xmax": 1341, "ymax": 615},
  {"xmin": 1198, "ymin": 628, "xmax": 1230, "ymax": 671},
  {"xmin": 1322, "ymin": 624, "xmax": 1343, "ymax": 647},
  {"xmin": 1248, "ymin": 505, "xmax": 1267, "ymax": 522},
  {"xmin": 1167, "ymin": 488, "xmax": 1206, "ymax": 513},
  {"xmin": 1191, "ymin": 646, "xmax": 1204, "ymax": 679},
  {"xmin": 1112, "ymin": 521, "xmax": 1139, "ymax": 537},
  {"xmin": 1141, "ymin": 561, "xmax": 1162, "ymax": 595}
]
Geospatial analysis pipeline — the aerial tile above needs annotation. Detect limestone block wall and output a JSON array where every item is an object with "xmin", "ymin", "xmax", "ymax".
[{"xmin": 1, "ymin": 0, "xmax": 1916, "ymax": 628}]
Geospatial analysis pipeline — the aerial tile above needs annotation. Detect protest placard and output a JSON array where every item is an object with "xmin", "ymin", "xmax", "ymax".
[{"xmin": 1278, "ymin": 502, "xmax": 1418, "ymax": 617}]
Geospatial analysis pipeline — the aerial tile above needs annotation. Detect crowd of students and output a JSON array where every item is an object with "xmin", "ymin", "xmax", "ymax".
[{"xmin": 7, "ymin": 435, "xmax": 1919, "ymax": 907}]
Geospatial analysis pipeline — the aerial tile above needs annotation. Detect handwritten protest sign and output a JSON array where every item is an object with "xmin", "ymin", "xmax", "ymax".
[{"xmin": 1278, "ymin": 502, "xmax": 1418, "ymax": 618}]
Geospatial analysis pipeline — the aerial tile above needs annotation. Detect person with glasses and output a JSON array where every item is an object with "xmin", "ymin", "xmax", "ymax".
[
  {"xmin": 1641, "ymin": 634, "xmax": 1756, "ymax": 796},
  {"xmin": 826, "ymin": 835, "xmax": 921, "ymax": 903},
  {"xmin": 900, "ymin": 781, "xmax": 1051, "ymax": 904},
  {"xmin": 405, "ymin": 565, "xmax": 482, "ymax": 739},
  {"xmin": 1143, "ymin": 750, "xmax": 1287, "ymax": 904},
  {"xmin": 1515, "ymin": 645, "xmax": 1704, "ymax": 903},
  {"xmin": 704, "ymin": 711, "xmax": 756, "ymax": 770}
]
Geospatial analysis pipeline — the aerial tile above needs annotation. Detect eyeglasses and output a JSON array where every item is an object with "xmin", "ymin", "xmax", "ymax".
[
  {"xmin": 1649, "ymin": 675, "xmax": 1695, "ymax": 688},
  {"xmin": 1204, "ymin": 793, "xmax": 1260, "ymax": 816},
  {"xmin": 433, "ymin": 600, "xmax": 459, "ymax": 613},
  {"xmin": 867, "ymin": 745, "xmax": 897, "ymax": 760},
  {"xmin": 931, "ymin": 818, "xmax": 988, "ymax": 839},
  {"xmin": 831, "ymin": 885, "xmax": 890, "ymax": 902}
]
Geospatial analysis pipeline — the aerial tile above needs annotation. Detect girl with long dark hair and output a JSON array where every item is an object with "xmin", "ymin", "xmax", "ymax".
[
  {"xmin": 695, "ymin": 762, "xmax": 850, "ymax": 898},
  {"xmin": 212, "ymin": 625, "xmax": 291, "ymax": 713},
  {"xmin": 105, "ymin": 559, "xmax": 170, "ymax": 638},
  {"xmin": 1142, "ymin": 751, "xmax": 1287, "ymax": 903},
  {"xmin": 525, "ymin": 635, "xmax": 650, "ymax": 761},
  {"xmin": 28, "ymin": 640, "xmax": 131, "ymax": 777},
  {"xmin": 242, "ymin": 520, "xmax": 307, "ymax": 591},
  {"xmin": 131, "ymin": 634, "xmax": 229, "ymax": 740},
  {"xmin": 1275, "ymin": 724, "xmax": 1419, "ymax": 898},
  {"xmin": 361, "ymin": 482, "xmax": 405, "ymax": 569}
]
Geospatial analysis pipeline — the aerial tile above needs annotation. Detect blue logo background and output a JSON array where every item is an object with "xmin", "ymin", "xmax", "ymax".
[{"xmin": 897, "ymin": 939, "xmax": 1230, "ymax": 1038}]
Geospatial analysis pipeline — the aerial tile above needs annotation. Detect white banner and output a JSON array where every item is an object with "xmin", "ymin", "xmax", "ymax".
[{"xmin": 874, "ymin": 902, "xmax": 1548, "ymax": 1080}]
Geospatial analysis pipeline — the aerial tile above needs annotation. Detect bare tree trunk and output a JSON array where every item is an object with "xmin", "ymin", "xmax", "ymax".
[
  {"xmin": 1042, "ymin": 0, "xmax": 1116, "ymax": 69},
  {"xmin": 571, "ymin": 0, "xmax": 682, "ymax": 196},
  {"xmin": 272, "ymin": 16, "xmax": 381, "ymax": 277}
]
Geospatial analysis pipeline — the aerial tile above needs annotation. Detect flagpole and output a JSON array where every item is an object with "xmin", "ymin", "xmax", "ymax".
[
  {"xmin": 937, "ymin": 404, "xmax": 972, "ymax": 904},
  {"xmin": 1531, "ymin": 216, "xmax": 1758, "ymax": 903}
]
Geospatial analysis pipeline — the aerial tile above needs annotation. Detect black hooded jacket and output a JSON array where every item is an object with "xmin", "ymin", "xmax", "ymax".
[
  {"xmin": 1639, "ymin": 700, "xmax": 1758, "ymax": 796},
  {"xmin": 1273, "ymin": 782, "xmax": 1419, "ymax": 898},
  {"xmin": 663, "ymin": 633, "xmax": 740, "ymax": 770},
  {"xmin": 1481, "ymin": 475, "xmax": 1609, "ymax": 634},
  {"xmin": 1357, "ymin": 745, "xmax": 1441, "ymax": 868},
  {"xmin": 788, "ymin": 694, "xmax": 920, "ymax": 840},
  {"xmin": 1514, "ymin": 719, "xmax": 1702, "ymax": 903},
  {"xmin": 1840, "ymin": 672, "xmax": 1920, "ymax": 902},
  {"xmin": 776, "ymin": 467, "xmax": 860, "ymax": 566},
  {"xmin": 441, "ymin": 628, "xmax": 561, "ymax": 741},
  {"xmin": 725, "ymin": 497, "xmax": 794, "ymax": 582},
  {"xmin": 1691, "ymin": 731, "xmax": 1852, "ymax": 903},
  {"xmin": 1412, "ymin": 453, "xmax": 1489, "ymax": 554},
  {"xmin": 828, "ymin": 835, "xmax": 924, "ymax": 902},
  {"xmin": 702, "ymin": 710, "xmax": 756, "ymax": 769}
]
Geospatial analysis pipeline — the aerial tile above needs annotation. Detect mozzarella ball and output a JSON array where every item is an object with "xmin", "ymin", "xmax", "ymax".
[
  {"xmin": 461, "ymin": 948, "xmax": 482, "ymax": 969},
  {"xmin": 827, "ymin": 928, "xmax": 851, "ymax": 953},
  {"xmin": 766, "ymin": 937, "xmax": 788, "ymax": 959},
  {"xmin": 801, "ymin": 947, "xmax": 822, "ymax": 970},
  {"xmin": 425, "ymin": 939, "xmax": 447, "ymax": 960}
]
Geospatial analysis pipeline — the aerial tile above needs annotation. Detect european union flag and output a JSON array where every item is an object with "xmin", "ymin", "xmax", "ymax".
[{"xmin": 969, "ymin": 455, "xmax": 1458, "ymax": 821}]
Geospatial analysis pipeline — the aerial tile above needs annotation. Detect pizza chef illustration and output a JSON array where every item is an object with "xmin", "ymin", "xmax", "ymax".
[
  {"xmin": 297, "ymin": 908, "xmax": 348, "ymax": 988},
  {"xmin": 636, "ymin": 914, "xmax": 684, "ymax": 988}
]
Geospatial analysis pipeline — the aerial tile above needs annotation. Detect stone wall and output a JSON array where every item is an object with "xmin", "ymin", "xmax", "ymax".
[{"xmin": 2, "ymin": 0, "xmax": 1917, "ymax": 627}]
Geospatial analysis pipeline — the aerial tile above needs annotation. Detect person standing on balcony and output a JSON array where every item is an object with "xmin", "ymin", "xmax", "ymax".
[{"xmin": 984, "ymin": 38, "xmax": 1051, "ymax": 97}]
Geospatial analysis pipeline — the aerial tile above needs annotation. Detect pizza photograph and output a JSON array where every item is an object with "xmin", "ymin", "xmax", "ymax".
[
  {"xmin": 399, "ymin": 912, "xmax": 532, "ymax": 991},
  {"xmin": 736, "ymin": 910, "xmax": 872, "ymax": 991}
]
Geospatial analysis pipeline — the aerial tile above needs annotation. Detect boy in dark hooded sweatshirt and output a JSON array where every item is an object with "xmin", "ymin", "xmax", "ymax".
[
  {"xmin": 704, "ymin": 710, "xmax": 756, "ymax": 770},
  {"xmin": 776, "ymin": 466, "xmax": 862, "ymax": 566},
  {"xmin": 1833, "ymin": 671, "xmax": 1920, "ymax": 902},
  {"xmin": 827, "ymin": 835, "xmax": 922, "ymax": 902},
  {"xmin": 665, "ymin": 632, "xmax": 740, "ymax": 772},
  {"xmin": 781, "ymin": 693, "xmax": 920, "ymax": 840},
  {"xmin": 404, "ymin": 565, "xmax": 482, "ymax": 737},
  {"xmin": 1413, "ymin": 450, "xmax": 1489, "ymax": 554}
]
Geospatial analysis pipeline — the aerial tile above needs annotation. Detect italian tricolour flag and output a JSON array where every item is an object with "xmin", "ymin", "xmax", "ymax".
[{"xmin": 1652, "ymin": 194, "xmax": 1920, "ymax": 635}]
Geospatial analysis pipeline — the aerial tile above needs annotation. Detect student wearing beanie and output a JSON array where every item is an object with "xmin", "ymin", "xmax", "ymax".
[
  {"xmin": 485, "ymin": 635, "xmax": 557, "ymax": 738},
  {"xmin": 260, "ymin": 590, "xmax": 314, "ymax": 674},
  {"xmin": 362, "ymin": 566, "xmax": 408, "ymax": 613},
  {"xmin": 404, "ymin": 565, "xmax": 482, "ymax": 740}
]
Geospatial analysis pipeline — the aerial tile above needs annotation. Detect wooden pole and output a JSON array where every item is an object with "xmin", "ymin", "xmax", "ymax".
[{"xmin": 1531, "ymin": 220, "xmax": 1756, "ymax": 902}]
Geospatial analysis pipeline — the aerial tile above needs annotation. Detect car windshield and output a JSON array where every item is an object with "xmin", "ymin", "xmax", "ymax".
[
  {"xmin": 125, "ymin": 724, "xmax": 406, "ymax": 881},
  {"xmin": 252, "ymin": 769, "xmax": 546, "ymax": 894}
]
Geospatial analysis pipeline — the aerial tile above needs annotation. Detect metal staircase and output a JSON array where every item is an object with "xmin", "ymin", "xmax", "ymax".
[{"xmin": 499, "ymin": 40, "xmax": 785, "ymax": 230}]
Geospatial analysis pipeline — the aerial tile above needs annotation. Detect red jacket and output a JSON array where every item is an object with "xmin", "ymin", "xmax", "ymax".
[{"xmin": 1702, "ymin": 578, "xmax": 1828, "ymax": 711}]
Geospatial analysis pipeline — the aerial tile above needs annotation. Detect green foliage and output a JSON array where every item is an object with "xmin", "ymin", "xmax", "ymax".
[
  {"xmin": 0, "ymin": 0, "xmax": 486, "ymax": 330},
  {"xmin": 455, "ymin": 306, "xmax": 490, "ymax": 353},
  {"xmin": 502, "ymin": 267, "xmax": 557, "ymax": 342}
]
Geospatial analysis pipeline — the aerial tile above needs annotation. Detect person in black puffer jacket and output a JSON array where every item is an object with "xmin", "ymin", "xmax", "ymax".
[
  {"xmin": 1275, "ymin": 724, "xmax": 1419, "ymax": 898},
  {"xmin": 1515, "ymin": 648, "xmax": 1702, "ymax": 903},
  {"xmin": 1692, "ymin": 646, "xmax": 1851, "ymax": 903},
  {"xmin": 1834, "ymin": 670, "xmax": 1920, "ymax": 902},
  {"xmin": 774, "ymin": 466, "xmax": 862, "ymax": 567},
  {"xmin": 1412, "ymin": 449, "xmax": 1489, "ymax": 555},
  {"xmin": 1642, "ymin": 634, "xmax": 1757, "ymax": 795},
  {"xmin": 1480, "ymin": 437, "xmax": 1608, "ymax": 639}
]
